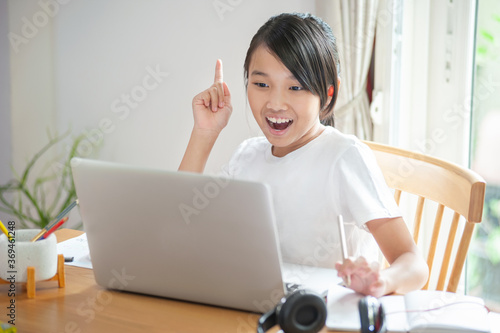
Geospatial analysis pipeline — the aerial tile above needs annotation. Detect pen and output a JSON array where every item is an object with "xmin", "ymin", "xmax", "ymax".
[
  {"xmin": 41, "ymin": 216, "xmax": 69, "ymax": 240},
  {"xmin": 0, "ymin": 220, "xmax": 13, "ymax": 242},
  {"xmin": 31, "ymin": 200, "xmax": 79, "ymax": 242},
  {"xmin": 337, "ymin": 215, "xmax": 351, "ymax": 286}
]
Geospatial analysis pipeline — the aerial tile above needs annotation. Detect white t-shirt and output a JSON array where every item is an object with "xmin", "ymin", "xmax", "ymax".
[{"xmin": 221, "ymin": 126, "xmax": 401, "ymax": 268}]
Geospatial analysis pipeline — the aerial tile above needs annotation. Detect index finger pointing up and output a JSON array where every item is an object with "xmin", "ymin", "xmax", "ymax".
[{"xmin": 214, "ymin": 59, "xmax": 223, "ymax": 83}]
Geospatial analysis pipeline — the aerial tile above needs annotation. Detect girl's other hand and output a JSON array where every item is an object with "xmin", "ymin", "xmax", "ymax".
[
  {"xmin": 335, "ymin": 257, "xmax": 387, "ymax": 297},
  {"xmin": 192, "ymin": 59, "xmax": 233, "ymax": 135}
]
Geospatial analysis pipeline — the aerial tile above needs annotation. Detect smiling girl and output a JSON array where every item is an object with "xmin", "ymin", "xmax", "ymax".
[{"xmin": 179, "ymin": 13, "xmax": 428, "ymax": 297}]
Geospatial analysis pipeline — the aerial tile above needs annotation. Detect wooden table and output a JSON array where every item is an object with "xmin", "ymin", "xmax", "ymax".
[{"xmin": 0, "ymin": 229, "xmax": 331, "ymax": 333}]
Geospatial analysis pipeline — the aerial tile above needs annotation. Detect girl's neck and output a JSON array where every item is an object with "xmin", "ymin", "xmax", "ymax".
[{"xmin": 271, "ymin": 123, "xmax": 326, "ymax": 157}]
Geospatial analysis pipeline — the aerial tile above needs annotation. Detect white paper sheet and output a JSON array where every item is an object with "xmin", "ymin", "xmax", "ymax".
[{"xmin": 56, "ymin": 233, "xmax": 93, "ymax": 269}]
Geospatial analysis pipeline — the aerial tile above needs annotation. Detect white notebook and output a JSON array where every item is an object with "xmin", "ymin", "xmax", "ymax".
[{"xmin": 326, "ymin": 284, "xmax": 490, "ymax": 333}]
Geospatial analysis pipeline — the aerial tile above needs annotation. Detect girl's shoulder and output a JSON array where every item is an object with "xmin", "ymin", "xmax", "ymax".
[
  {"xmin": 320, "ymin": 127, "xmax": 381, "ymax": 172},
  {"xmin": 319, "ymin": 126, "xmax": 369, "ymax": 154}
]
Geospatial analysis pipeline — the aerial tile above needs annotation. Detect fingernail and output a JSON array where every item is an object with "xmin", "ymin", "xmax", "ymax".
[{"xmin": 219, "ymin": 101, "xmax": 224, "ymax": 108}]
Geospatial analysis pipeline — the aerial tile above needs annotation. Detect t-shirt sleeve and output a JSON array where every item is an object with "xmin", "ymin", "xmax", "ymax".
[{"xmin": 334, "ymin": 142, "xmax": 401, "ymax": 229}]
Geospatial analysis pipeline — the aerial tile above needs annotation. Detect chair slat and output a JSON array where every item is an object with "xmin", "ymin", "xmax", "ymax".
[
  {"xmin": 436, "ymin": 211, "xmax": 460, "ymax": 291},
  {"xmin": 423, "ymin": 204, "xmax": 445, "ymax": 290},
  {"xmin": 447, "ymin": 221, "xmax": 476, "ymax": 292},
  {"xmin": 394, "ymin": 189, "xmax": 402, "ymax": 205},
  {"xmin": 413, "ymin": 196, "xmax": 425, "ymax": 244}
]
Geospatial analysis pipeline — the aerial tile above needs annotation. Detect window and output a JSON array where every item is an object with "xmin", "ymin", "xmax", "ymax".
[
  {"xmin": 467, "ymin": 0, "xmax": 500, "ymax": 312},
  {"xmin": 375, "ymin": 0, "xmax": 500, "ymax": 301}
]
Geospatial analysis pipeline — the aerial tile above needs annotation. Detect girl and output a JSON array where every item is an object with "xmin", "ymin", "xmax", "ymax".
[{"xmin": 179, "ymin": 13, "xmax": 428, "ymax": 297}]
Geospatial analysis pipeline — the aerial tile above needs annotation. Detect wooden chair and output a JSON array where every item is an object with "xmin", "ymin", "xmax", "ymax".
[{"xmin": 364, "ymin": 141, "xmax": 486, "ymax": 292}]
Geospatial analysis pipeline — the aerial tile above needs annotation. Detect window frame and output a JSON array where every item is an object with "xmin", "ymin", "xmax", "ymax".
[{"xmin": 373, "ymin": 0, "xmax": 478, "ymax": 292}]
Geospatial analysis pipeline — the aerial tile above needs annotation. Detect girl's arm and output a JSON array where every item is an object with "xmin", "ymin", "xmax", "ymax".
[
  {"xmin": 178, "ymin": 128, "xmax": 221, "ymax": 173},
  {"xmin": 336, "ymin": 217, "xmax": 429, "ymax": 297},
  {"xmin": 178, "ymin": 59, "xmax": 232, "ymax": 173}
]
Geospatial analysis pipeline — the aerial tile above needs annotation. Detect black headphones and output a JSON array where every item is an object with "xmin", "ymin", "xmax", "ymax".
[
  {"xmin": 257, "ymin": 289, "xmax": 327, "ymax": 333},
  {"xmin": 358, "ymin": 296, "xmax": 387, "ymax": 333}
]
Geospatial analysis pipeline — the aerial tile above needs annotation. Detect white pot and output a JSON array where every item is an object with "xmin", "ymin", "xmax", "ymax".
[{"xmin": 0, "ymin": 229, "xmax": 57, "ymax": 282}]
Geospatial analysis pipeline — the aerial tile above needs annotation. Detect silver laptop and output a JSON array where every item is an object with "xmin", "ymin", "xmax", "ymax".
[{"xmin": 71, "ymin": 157, "xmax": 338, "ymax": 313}]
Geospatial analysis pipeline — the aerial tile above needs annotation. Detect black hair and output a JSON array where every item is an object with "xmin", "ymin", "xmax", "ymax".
[{"xmin": 244, "ymin": 12, "xmax": 340, "ymax": 126}]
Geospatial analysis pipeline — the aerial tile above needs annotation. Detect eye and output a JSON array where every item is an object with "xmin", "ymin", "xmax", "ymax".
[
  {"xmin": 253, "ymin": 82, "xmax": 269, "ymax": 88},
  {"xmin": 290, "ymin": 85, "xmax": 303, "ymax": 91}
]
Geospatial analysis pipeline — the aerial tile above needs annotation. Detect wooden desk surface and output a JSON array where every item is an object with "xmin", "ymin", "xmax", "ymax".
[{"xmin": 0, "ymin": 229, "xmax": 331, "ymax": 333}]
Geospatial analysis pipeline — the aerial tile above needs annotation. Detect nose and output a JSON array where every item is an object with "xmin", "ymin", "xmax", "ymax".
[{"xmin": 266, "ymin": 88, "xmax": 288, "ymax": 111}]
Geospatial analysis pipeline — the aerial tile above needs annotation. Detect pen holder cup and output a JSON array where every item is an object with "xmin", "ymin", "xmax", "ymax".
[{"xmin": 0, "ymin": 229, "xmax": 58, "ymax": 282}]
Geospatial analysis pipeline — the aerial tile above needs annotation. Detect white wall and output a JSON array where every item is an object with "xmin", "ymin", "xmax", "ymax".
[
  {"xmin": 397, "ymin": 0, "xmax": 476, "ymax": 166},
  {"xmin": 0, "ymin": 0, "xmax": 12, "ymax": 185},
  {"xmin": 8, "ymin": 0, "xmax": 57, "ymax": 174},
  {"xmin": 8, "ymin": 0, "xmax": 317, "ymax": 176}
]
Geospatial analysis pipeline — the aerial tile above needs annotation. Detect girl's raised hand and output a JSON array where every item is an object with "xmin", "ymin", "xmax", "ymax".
[{"xmin": 192, "ymin": 59, "xmax": 233, "ymax": 134}]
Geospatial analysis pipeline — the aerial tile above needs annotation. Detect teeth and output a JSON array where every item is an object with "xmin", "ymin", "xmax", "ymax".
[{"xmin": 267, "ymin": 117, "xmax": 292, "ymax": 124}]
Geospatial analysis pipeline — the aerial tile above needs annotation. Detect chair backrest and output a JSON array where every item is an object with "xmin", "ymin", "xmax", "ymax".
[{"xmin": 364, "ymin": 141, "xmax": 486, "ymax": 292}]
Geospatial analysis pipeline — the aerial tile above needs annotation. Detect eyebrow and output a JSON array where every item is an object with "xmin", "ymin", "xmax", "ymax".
[
  {"xmin": 250, "ymin": 70, "xmax": 268, "ymax": 77},
  {"xmin": 250, "ymin": 70, "xmax": 297, "ymax": 81}
]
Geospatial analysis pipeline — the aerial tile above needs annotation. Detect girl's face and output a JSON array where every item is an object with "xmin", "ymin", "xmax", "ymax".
[{"xmin": 247, "ymin": 45, "xmax": 325, "ymax": 157}]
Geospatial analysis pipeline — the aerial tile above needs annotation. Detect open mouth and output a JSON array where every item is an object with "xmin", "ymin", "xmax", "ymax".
[{"xmin": 266, "ymin": 116, "xmax": 293, "ymax": 131}]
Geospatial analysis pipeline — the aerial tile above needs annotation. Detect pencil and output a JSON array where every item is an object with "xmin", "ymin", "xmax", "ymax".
[
  {"xmin": 337, "ymin": 215, "xmax": 351, "ymax": 286},
  {"xmin": 0, "ymin": 220, "xmax": 13, "ymax": 242},
  {"xmin": 30, "ymin": 200, "xmax": 79, "ymax": 242},
  {"xmin": 41, "ymin": 216, "xmax": 69, "ymax": 240}
]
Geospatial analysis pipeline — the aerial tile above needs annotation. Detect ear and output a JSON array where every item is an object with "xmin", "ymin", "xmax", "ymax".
[
  {"xmin": 326, "ymin": 78, "xmax": 341, "ymax": 105},
  {"xmin": 328, "ymin": 86, "xmax": 334, "ymax": 97}
]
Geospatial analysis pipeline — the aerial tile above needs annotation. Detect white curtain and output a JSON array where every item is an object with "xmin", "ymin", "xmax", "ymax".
[{"xmin": 317, "ymin": 0, "xmax": 379, "ymax": 140}]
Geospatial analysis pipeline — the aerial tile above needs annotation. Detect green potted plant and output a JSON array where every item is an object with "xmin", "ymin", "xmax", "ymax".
[{"xmin": 0, "ymin": 131, "xmax": 90, "ymax": 229}]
